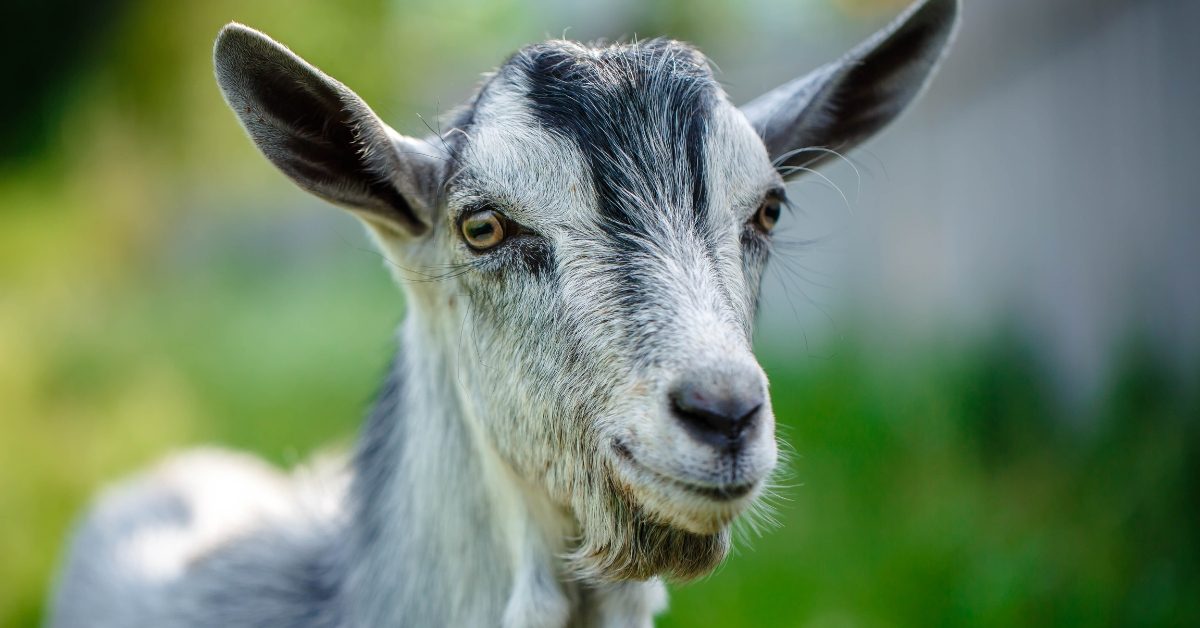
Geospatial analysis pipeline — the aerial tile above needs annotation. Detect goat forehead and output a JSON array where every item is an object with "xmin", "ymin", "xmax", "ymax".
[
  {"xmin": 454, "ymin": 39, "xmax": 775, "ymax": 246},
  {"xmin": 507, "ymin": 38, "xmax": 719, "ymax": 122},
  {"xmin": 460, "ymin": 41, "xmax": 719, "ymax": 219},
  {"xmin": 453, "ymin": 78, "xmax": 597, "ymax": 229},
  {"xmin": 517, "ymin": 41, "xmax": 718, "ymax": 232}
]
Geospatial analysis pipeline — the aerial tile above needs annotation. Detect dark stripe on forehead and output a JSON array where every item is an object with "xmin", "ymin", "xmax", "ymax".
[{"xmin": 512, "ymin": 40, "xmax": 717, "ymax": 240}]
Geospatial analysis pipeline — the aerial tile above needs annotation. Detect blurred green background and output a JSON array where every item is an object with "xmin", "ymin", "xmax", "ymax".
[{"xmin": 2, "ymin": 0, "xmax": 1197, "ymax": 626}]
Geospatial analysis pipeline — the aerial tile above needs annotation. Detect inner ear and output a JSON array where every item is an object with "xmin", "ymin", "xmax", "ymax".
[
  {"xmin": 251, "ymin": 68, "xmax": 411, "ymax": 219},
  {"xmin": 740, "ymin": 0, "xmax": 959, "ymax": 176},
  {"xmin": 214, "ymin": 23, "xmax": 442, "ymax": 236}
]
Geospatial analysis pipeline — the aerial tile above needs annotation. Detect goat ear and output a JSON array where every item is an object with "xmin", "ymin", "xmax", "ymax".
[
  {"xmin": 741, "ymin": 0, "xmax": 959, "ymax": 177},
  {"xmin": 213, "ymin": 23, "xmax": 439, "ymax": 237}
]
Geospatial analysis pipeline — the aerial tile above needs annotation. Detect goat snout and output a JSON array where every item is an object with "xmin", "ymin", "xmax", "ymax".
[{"xmin": 668, "ymin": 368, "xmax": 765, "ymax": 451}]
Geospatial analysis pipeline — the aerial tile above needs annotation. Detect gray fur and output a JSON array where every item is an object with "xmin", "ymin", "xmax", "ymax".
[{"xmin": 47, "ymin": 2, "xmax": 958, "ymax": 626}]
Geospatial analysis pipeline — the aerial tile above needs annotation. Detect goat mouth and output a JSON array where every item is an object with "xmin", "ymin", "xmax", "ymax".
[{"xmin": 611, "ymin": 439, "xmax": 757, "ymax": 503}]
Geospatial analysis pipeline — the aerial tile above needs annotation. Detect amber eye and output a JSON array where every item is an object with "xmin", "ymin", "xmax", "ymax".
[
  {"xmin": 461, "ymin": 210, "xmax": 506, "ymax": 250},
  {"xmin": 756, "ymin": 197, "xmax": 782, "ymax": 232}
]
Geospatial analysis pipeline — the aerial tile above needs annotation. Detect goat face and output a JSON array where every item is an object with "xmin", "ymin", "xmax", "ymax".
[
  {"xmin": 432, "ymin": 41, "xmax": 784, "ymax": 575},
  {"xmin": 214, "ymin": 0, "xmax": 958, "ymax": 582}
]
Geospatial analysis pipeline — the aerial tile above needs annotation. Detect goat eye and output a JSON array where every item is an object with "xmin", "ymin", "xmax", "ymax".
[
  {"xmin": 461, "ymin": 210, "xmax": 506, "ymax": 250},
  {"xmin": 756, "ymin": 198, "xmax": 781, "ymax": 232}
]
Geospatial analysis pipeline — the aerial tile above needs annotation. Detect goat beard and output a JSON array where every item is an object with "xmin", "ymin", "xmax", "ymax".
[
  {"xmin": 547, "ymin": 381, "xmax": 731, "ymax": 582},
  {"xmin": 564, "ymin": 472, "xmax": 731, "ymax": 583}
]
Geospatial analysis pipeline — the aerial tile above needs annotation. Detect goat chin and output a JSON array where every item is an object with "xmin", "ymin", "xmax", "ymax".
[
  {"xmin": 559, "ymin": 468, "xmax": 733, "ymax": 583},
  {"xmin": 569, "ymin": 512, "xmax": 732, "ymax": 583}
]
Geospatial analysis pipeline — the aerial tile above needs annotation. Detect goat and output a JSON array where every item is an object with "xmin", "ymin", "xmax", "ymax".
[{"xmin": 48, "ymin": 0, "xmax": 958, "ymax": 625}]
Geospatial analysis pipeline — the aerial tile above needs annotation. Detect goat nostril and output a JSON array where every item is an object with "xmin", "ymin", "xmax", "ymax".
[
  {"xmin": 669, "ymin": 374, "xmax": 764, "ymax": 449},
  {"xmin": 734, "ymin": 404, "xmax": 763, "ymax": 435}
]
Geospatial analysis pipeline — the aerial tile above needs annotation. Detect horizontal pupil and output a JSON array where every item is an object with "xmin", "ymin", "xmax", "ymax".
[{"xmin": 467, "ymin": 221, "xmax": 495, "ymax": 238}]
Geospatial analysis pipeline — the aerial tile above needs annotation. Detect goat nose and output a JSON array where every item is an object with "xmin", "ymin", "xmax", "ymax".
[{"xmin": 669, "ymin": 369, "xmax": 765, "ymax": 450}]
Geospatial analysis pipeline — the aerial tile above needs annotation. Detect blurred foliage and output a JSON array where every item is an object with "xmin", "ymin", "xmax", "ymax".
[
  {"xmin": 1, "ymin": 0, "xmax": 1198, "ymax": 627},
  {"xmin": 0, "ymin": 0, "xmax": 126, "ymax": 164}
]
